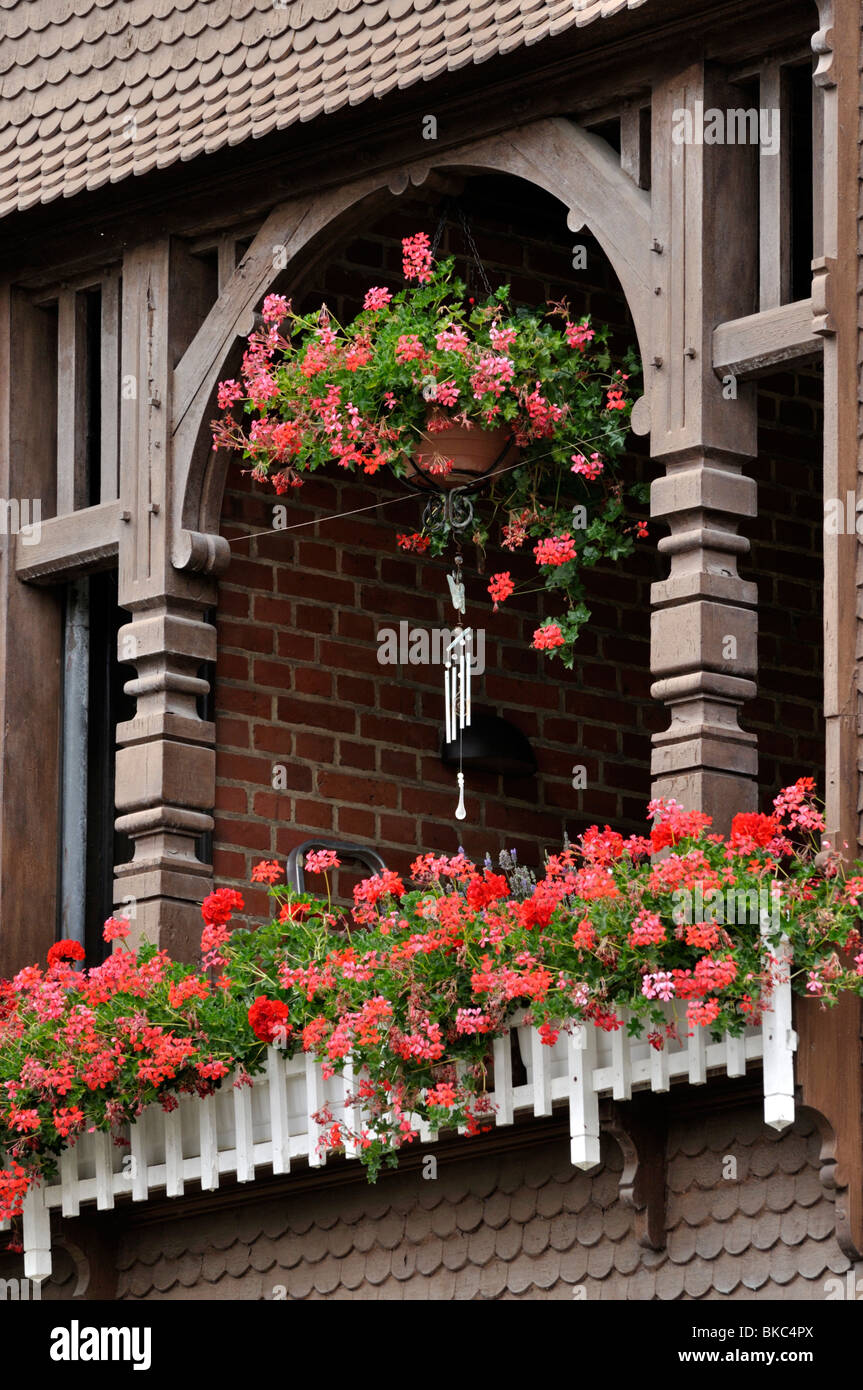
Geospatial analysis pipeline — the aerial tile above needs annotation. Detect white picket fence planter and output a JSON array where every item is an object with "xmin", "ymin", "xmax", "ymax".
[{"xmin": 7, "ymin": 963, "xmax": 797, "ymax": 1283}]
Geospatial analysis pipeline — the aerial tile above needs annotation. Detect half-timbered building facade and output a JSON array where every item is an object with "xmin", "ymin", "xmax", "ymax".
[{"xmin": 1, "ymin": 0, "xmax": 862, "ymax": 1300}]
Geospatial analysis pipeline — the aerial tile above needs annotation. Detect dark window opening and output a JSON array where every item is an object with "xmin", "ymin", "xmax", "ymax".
[
  {"xmin": 789, "ymin": 63, "xmax": 814, "ymax": 302},
  {"xmin": 84, "ymin": 571, "xmax": 134, "ymax": 963}
]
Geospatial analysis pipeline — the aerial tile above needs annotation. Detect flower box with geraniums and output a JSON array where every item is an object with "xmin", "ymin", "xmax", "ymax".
[
  {"xmin": 1, "ymin": 779, "xmax": 862, "ymax": 1226},
  {"xmin": 211, "ymin": 232, "xmax": 646, "ymax": 668}
]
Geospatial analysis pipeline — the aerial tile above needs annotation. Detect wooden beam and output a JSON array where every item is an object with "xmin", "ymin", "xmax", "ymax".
[
  {"xmin": 217, "ymin": 237, "xmax": 238, "ymax": 296},
  {"xmin": 758, "ymin": 63, "xmax": 792, "ymax": 309},
  {"xmin": 712, "ymin": 298, "xmax": 821, "ymax": 377},
  {"xmin": 100, "ymin": 274, "xmax": 120, "ymax": 504},
  {"xmin": 620, "ymin": 103, "xmax": 651, "ymax": 190},
  {"xmin": 14, "ymin": 501, "xmax": 121, "ymax": 584},
  {"xmin": 56, "ymin": 289, "xmax": 88, "ymax": 514}
]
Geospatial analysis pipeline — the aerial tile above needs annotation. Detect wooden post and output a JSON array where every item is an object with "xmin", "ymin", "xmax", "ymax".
[
  {"xmin": 648, "ymin": 63, "xmax": 760, "ymax": 832},
  {"xmin": 114, "ymin": 242, "xmax": 220, "ymax": 959},
  {"xmin": 0, "ymin": 286, "xmax": 63, "ymax": 974},
  {"xmin": 758, "ymin": 63, "xmax": 792, "ymax": 310}
]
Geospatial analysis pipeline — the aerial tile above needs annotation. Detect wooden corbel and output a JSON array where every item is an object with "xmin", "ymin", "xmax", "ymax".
[
  {"xmin": 600, "ymin": 1093, "xmax": 668, "ymax": 1250},
  {"xmin": 172, "ymin": 528, "xmax": 232, "ymax": 576},
  {"xmin": 811, "ymin": 256, "xmax": 837, "ymax": 337},
  {"xmin": 794, "ymin": 993, "xmax": 863, "ymax": 1260},
  {"xmin": 812, "ymin": 0, "xmax": 835, "ymax": 89}
]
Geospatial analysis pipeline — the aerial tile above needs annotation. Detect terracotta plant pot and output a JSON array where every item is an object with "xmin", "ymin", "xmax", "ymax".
[{"xmin": 406, "ymin": 416, "xmax": 519, "ymax": 490}]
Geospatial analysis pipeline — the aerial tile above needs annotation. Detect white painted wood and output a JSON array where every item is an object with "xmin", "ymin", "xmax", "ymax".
[
  {"xmin": 610, "ymin": 1013, "xmax": 632, "ymax": 1100},
  {"xmin": 164, "ymin": 1106, "xmax": 184, "ymax": 1197},
  {"xmin": 568, "ymin": 1025, "xmax": 600, "ymax": 1169},
  {"xmin": 267, "ymin": 1048, "xmax": 291, "ymax": 1173},
  {"xmin": 305, "ymin": 1053, "xmax": 325, "ymax": 1168},
  {"xmin": 197, "ymin": 1093, "xmax": 219, "ymax": 1191},
  {"xmin": 531, "ymin": 1028, "xmax": 552, "ymax": 1117},
  {"xmin": 130, "ymin": 1111, "xmax": 149, "ymax": 1201},
  {"xmin": 233, "ymin": 1077, "xmax": 255, "ymax": 1181},
  {"xmin": 650, "ymin": 1032, "xmax": 670, "ymax": 1092},
  {"xmin": 60, "ymin": 1145, "xmax": 80, "ymax": 1217},
  {"xmin": 493, "ymin": 1034, "xmax": 514, "ymax": 1127},
  {"xmin": 725, "ymin": 1032, "xmax": 747, "ymax": 1078},
  {"xmin": 761, "ymin": 929, "xmax": 796, "ymax": 1130},
  {"xmin": 687, "ymin": 1023, "xmax": 708, "ymax": 1085},
  {"xmin": 22, "ymin": 1186, "xmax": 52, "ymax": 1283},
  {"xmin": 92, "ymin": 1131, "xmax": 114, "ymax": 1210}
]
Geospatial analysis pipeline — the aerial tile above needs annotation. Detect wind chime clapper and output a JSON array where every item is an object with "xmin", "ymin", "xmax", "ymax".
[{"xmin": 444, "ymin": 558, "xmax": 472, "ymax": 822}]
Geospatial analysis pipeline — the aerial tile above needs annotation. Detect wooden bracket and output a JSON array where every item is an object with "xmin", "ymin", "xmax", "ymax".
[
  {"xmin": 600, "ymin": 1093, "xmax": 668, "ymax": 1250},
  {"xmin": 811, "ymin": 255, "xmax": 837, "ymax": 336},
  {"xmin": 795, "ymin": 993, "xmax": 863, "ymax": 1260}
]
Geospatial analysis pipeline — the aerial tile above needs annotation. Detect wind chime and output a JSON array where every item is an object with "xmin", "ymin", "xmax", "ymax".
[{"xmin": 443, "ymin": 553, "xmax": 473, "ymax": 821}]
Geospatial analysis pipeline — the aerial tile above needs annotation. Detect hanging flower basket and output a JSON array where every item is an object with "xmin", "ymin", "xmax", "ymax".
[
  {"xmin": 404, "ymin": 415, "xmax": 519, "ymax": 491},
  {"xmin": 212, "ymin": 231, "xmax": 647, "ymax": 667}
]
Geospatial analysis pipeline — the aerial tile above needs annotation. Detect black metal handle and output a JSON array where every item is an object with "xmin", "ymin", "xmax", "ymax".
[{"xmin": 285, "ymin": 838, "xmax": 387, "ymax": 894}]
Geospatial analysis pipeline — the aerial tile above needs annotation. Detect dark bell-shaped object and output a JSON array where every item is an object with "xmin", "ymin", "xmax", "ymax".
[{"xmin": 440, "ymin": 712, "xmax": 537, "ymax": 778}]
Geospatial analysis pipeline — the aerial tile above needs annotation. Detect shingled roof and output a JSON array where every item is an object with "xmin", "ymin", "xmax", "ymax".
[{"xmin": 0, "ymin": 0, "xmax": 649, "ymax": 220}]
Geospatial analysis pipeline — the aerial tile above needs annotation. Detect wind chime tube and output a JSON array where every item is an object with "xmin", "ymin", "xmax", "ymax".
[
  {"xmin": 458, "ymin": 633, "xmax": 466, "ymax": 731},
  {"xmin": 465, "ymin": 629, "xmax": 472, "ymax": 727},
  {"xmin": 450, "ymin": 650, "xmax": 457, "ymax": 740},
  {"xmin": 444, "ymin": 662, "xmax": 452, "ymax": 745}
]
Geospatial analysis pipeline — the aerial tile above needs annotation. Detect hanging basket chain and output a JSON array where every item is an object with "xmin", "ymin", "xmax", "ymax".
[{"xmin": 429, "ymin": 199, "xmax": 492, "ymax": 300}]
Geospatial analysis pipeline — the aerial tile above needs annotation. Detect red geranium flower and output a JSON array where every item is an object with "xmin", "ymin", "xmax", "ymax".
[
  {"xmin": 248, "ymin": 997, "xmax": 291, "ymax": 1044},
  {"xmin": 47, "ymin": 939, "xmax": 86, "ymax": 968}
]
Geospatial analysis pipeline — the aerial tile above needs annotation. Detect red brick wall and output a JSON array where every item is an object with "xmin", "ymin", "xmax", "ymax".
[{"xmin": 211, "ymin": 181, "xmax": 824, "ymax": 909}]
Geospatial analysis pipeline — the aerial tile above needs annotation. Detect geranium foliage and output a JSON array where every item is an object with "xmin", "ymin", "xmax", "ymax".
[
  {"xmin": 211, "ymin": 232, "xmax": 646, "ymax": 667},
  {"xmin": 1, "ymin": 780, "xmax": 861, "ymax": 1216}
]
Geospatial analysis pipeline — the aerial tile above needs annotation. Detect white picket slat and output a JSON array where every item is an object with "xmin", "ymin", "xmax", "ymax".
[
  {"xmin": 267, "ymin": 1048, "xmax": 291, "ymax": 1173},
  {"xmin": 687, "ymin": 1023, "xmax": 707, "ymax": 1085},
  {"xmin": 724, "ymin": 1032, "xmax": 747, "ymax": 1077},
  {"xmin": 233, "ymin": 1076, "xmax": 255, "ymax": 1181},
  {"xmin": 198, "ymin": 1093, "xmax": 220, "ymax": 1191},
  {"xmin": 130, "ymin": 1111, "xmax": 149, "ymax": 1201},
  {"xmin": 60, "ymin": 1145, "xmax": 80, "ymax": 1217},
  {"xmin": 22, "ymin": 1185, "xmax": 52, "ymax": 1283},
  {"xmin": 650, "ymin": 1032, "xmax": 670, "ymax": 1092},
  {"xmin": 92, "ymin": 1130, "xmax": 114, "ymax": 1210},
  {"xmin": 761, "ymin": 929, "xmax": 796, "ymax": 1130},
  {"xmin": 493, "ymin": 1034, "xmax": 513, "ymax": 1126},
  {"xmin": 610, "ymin": 1011, "xmax": 632, "ymax": 1100},
  {"xmin": 305, "ymin": 1052, "xmax": 325, "ymax": 1168},
  {"xmin": 164, "ymin": 1106, "xmax": 184, "ymax": 1197},
  {"xmin": 568, "ymin": 1025, "xmax": 600, "ymax": 1169},
  {"xmin": 531, "ymin": 1028, "xmax": 552, "ymax": 1117}
]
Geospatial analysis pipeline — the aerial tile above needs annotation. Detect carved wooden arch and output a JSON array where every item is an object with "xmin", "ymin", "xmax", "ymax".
[{"xmin": 169, "ymin": 116, "xmax": 652, "ymax": 573}]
